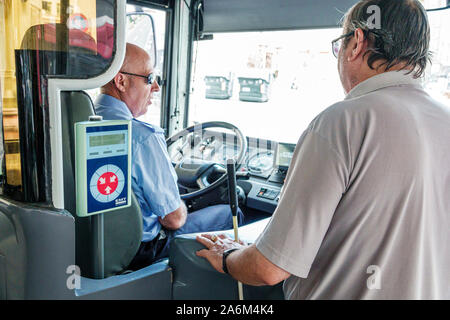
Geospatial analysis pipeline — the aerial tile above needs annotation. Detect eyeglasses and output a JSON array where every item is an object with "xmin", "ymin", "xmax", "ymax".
[
  {"xmin": 331, "ymin": 31, "xmax": 355, "ymax": 58},
  {"xmin": 120, "ymin": 71, "xmax": 162, "ymax": 86}
]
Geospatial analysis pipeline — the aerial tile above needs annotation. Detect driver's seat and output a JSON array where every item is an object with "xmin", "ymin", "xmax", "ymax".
[
  {"xmin": 60, "ymin": 90, "xmax": 172, "ymax": 299},
  {"xmin": 19, "ymin": 22, "xmax": 144, "ymax": 278},
  {"xmin": 19, "ymin": 22, "xmax": 172, "ymax": 299},
  {"xmin": 61, "ymin": 90, "xmax": 143, "ymax": 278}
]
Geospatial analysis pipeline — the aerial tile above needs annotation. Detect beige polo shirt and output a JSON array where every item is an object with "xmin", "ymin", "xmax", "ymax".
[{"xmin": 255, "ymin": 71, "xmax": 450, "ymax": 299}]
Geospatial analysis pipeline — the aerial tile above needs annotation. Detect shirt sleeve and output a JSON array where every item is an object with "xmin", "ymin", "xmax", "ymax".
[
  {"xmin": 132, "ymin": 133, "xmax": 181, "ymax": 218},
  {"xmin": 255, "ymin": 129, "xmax": 349, "ymax": 278}
]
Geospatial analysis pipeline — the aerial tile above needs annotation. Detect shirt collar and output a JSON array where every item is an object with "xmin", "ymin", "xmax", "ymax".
[
  {"xmin": 94, "ymin": 94, "xmax": 165, "ymax": 134},
  {"xmin": 345, "ymin": 71, "xmax": 422, "ymax": 100},
  {"xmin": 95, "ymin": 94, "xmax": 133, "ymax": 120}
]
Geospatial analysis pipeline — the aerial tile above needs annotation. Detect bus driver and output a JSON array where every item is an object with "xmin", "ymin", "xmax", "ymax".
[{"xmin": 94, "ymin": 43, "xmax": 243, "ymax": 270}]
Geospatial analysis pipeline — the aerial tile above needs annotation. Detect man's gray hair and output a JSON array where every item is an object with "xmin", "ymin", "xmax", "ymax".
[{"xmin": 342, "ymin": 0, "xmax": 431, "ymax": 78}]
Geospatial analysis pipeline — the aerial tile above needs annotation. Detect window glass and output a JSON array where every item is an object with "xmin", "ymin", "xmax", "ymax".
[
  {"xmin": 420, "ymin": 0, "xmax": 448, "ymax": 10},
  {"xmin": 87, "ymin": 5, "xmax": 166, "ymax": 128},
  {"xmin": 127, "ymin": 6, "xmax": 166, "ymax": 127},
  {"xmin": 0, "ymin": 0, "xmax": 115, "ymax": 196},
  {"xmin": 18, "ymin": 1, "xmax": 115, "ymax": 78},
  {"xmin": 188, "ymin": 29, "xmax": 344, "ymax": 144},
  {"xmin": 188, "ymin": 9, "xmax": 450, "ymax": 144},
  {"xmin": 423, "ymin": 8, "xmax": 450, "ymax": 105}
]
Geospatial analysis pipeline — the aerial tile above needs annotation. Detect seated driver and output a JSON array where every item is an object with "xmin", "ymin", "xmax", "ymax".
[{"xmin": 94, "ymin": 43, "xmax": 243, "ymax": 270}]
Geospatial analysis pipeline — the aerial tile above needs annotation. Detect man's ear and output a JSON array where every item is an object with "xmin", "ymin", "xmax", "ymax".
[
  {"xmin": 348, "ymin": 28, "xmax": 366, "ymax": 62},
  {"xmin": 113, "ymin": 73, "xmax": 127, "ymax": 92}
]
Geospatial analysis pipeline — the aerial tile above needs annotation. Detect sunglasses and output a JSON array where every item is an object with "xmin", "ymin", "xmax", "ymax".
[{"xmin": 120, "ymin": 71, "xmax": 162, "ymax": 86}]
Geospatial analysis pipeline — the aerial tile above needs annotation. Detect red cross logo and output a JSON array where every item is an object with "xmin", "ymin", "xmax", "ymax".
[{"xmin": 97, "ymin": 172, "xmax": 119, "ymax": 195}]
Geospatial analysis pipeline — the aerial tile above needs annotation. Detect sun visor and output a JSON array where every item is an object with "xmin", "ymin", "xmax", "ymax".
[{"xmin": 202, "ymin": 0, "xmax": 359, "ymax": 33}]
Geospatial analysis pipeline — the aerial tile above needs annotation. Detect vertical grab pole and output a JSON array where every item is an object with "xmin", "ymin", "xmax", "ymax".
[
  {"xmin": 227, "ymin": 159, "xmax": 244, "ymax": 300},
  {"xmin": 89, "ymin": 115, "xmax": 104, "ymax": 279},
  {"xmin": 92, "ymin": 213, "xmax": 104, "ymax": 279}
]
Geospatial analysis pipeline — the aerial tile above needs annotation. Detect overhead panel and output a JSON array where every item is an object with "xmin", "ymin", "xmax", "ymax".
[{"xmin": 202, "ymin": 0, "xmax": 359, "ymax": 33}]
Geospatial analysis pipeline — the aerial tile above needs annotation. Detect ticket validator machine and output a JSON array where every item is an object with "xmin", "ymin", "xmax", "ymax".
[{"xmin": 75, "ymin": 116, "xmax": 132, "ymax": 278}]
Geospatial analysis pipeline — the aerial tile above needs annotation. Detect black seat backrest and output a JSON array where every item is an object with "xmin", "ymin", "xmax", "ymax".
[
  {"xmin": 60, "ymin": 91, "xmax": 143, "ymax": 278},
  {"xmin": 20, "ymin": 23, "xmax": 142, "ymax": 278}
]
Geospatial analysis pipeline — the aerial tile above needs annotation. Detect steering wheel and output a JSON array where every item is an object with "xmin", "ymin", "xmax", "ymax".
[{"xmin": 166, "ymin": 121, "xmax": 247, "ymax": 200}]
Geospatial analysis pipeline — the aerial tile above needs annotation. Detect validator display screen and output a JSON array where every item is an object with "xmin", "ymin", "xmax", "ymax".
[{"xmin": 89, "ymin": 133, "xmax": 125, "ymax": 147}]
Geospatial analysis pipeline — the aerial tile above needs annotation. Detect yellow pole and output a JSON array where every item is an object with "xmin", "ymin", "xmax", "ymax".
[{"xmin": 232, "ymin": 215, "xmax": 244, "ymax": 300}]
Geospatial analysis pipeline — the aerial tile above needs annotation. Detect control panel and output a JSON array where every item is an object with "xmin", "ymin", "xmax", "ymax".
[
  {"xmin": 75, "ymin": 120, "xmax": 132, "ymax": 217},
  {"xmin": 256, "ymin": 187, "xmax": 279, "ymax": 201}
]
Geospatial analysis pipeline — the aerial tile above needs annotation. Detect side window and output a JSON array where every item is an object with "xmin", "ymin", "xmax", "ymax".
[
  {"xmin": 423, "ymin": 8, "xmax": 450, "ymax": 105},
  {"xmin": 87, "ymin": 4, "xmax": 166, "ymax": 128},
  {"xmin": 0, "ymin": 0, "xmax": 116, "ymax": 201},
  {"xmin": 0, "ymin": 1, "xmax": 24, "ymax": 190}
]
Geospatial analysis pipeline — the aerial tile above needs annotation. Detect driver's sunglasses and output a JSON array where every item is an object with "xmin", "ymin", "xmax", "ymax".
[
  {"xmin": 331, "ymin": 31, "xmax": 355, "ymax": 58},
  {"xmin": 120, "ymin": 71, "xmax": 162, "ymax": 86}
]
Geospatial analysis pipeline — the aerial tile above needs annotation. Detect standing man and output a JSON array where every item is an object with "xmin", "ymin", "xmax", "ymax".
[
  {"xmin": 95, "ymin": 43, "xmax": 243, "ymax": 270},
  {"xmin": 196, "ymin": 0, "xmax": 449, "ymax": 299}
]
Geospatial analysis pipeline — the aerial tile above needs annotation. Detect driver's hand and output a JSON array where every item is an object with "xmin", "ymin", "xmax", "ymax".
[{"xmin": 196, "ymin": 233, "xmax": 247, "ymax": 273}]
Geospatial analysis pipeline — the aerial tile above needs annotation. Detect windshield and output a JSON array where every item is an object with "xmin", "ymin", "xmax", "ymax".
[{"xmin": 188, "ymin": 9, "xmax": 450, "ymax": 144}]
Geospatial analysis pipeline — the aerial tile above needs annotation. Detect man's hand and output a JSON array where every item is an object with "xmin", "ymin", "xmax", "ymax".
[
  {"xmin": 196, "ymin": 233, "xmax": 247, "ymax": 273},
  {"xmin": 196, "ymin": 233, "xmax": 291, "ymax": 286}
]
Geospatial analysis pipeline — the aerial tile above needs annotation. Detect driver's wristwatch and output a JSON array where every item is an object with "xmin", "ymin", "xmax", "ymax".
[{"xmin": 222, "ymin": 248, "xmax": 239, "ymax": 274}]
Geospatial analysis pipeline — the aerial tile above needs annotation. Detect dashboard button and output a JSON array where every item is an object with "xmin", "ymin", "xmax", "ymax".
[
  {"xmin": 266, "ymin": 191, "xmax": 277, "ymax": 200},
  {"xmin": 257, "ymin": 188, "xmax": 267, "ymax": 197}
]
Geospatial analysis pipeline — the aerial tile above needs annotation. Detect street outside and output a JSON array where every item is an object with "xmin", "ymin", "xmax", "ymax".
[
  {"xmin": 189, "ymin": 73, "xmax": 344, "ymax": 144},
  {"xmin": 188, "ymin": 28, "xmax": 350, "ymax": 144}
]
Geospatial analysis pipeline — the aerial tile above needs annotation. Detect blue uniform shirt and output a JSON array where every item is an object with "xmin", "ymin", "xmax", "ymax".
[{"xmin": 94, "ymin": 94, "xmax": 181, "ymax": 242}]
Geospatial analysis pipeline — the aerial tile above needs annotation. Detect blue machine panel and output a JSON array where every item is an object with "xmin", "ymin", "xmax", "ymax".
[{"xmin": 75, "ymin": 121, "xmax": 131, "ymax": 217}]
